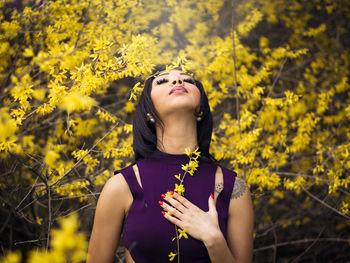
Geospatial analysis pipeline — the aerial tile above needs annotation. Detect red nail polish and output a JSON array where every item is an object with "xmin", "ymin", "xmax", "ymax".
[
  {"xmin": 161, "ymin": 211, "xmax": 166, "ymax": 215},
  {"xmin": 211, "ymin": 193, "xmax": 214, "ymax": 199},
  {"xmin": 161, "ymin": 194, "xmax": 166, "ymax": 198},
  {"xmin": 170, "ymin": 191, "xmax": 174, "ymax": 195},
  {"xmin": 158, "ymin": 200, "xmax": 163, "ymax": 205}
]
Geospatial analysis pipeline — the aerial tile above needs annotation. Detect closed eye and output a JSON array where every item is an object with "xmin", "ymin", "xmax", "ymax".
[
  {"xmin": 183, "ymin": 78, "xmax": 195, "ymax": 84},
  {"xmin": 156, "ymin": 78, "xmax": 168, "ymax": 85}
]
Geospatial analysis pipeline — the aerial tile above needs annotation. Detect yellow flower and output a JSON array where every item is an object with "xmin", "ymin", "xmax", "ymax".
[
  {"xmin": 178, "ymin": 228, "xmax": 188, "ymax": 239},
  {"xmin": 174, "ymin": 173, "xmax": 182, "ymax": 181},
  {"xmin": 124, "ymin": 101, "xmax": 135, "ymax": 113},
  {"xmin": 184, "ymin": 147, "xmax": 192, "ymax": 156},
  {"xmin": 168, "ymin": 251, "xmax": 177, "ymax": 261},
  {"xmin": 1, "ymin": 251, "xmax": 22, "ymax": 263},
  {"xmin": 174, "ymin": 184, "xmax": 185, "ymax": 196},
  {"xmin": 36, "ymin": 216, "xmax": 43, "ymax": 225},
  {"xmin": 181, "ymin": 163, "xmax": 189, "ymax": 171},
  {"xmin": 59, "ymin": 92, "xmax": 98, "ymax": 114}
]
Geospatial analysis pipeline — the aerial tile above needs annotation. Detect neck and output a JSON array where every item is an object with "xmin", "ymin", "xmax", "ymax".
[{"xmin": 155, "ymin": 113, "xmax": 198, "ymax": 155}]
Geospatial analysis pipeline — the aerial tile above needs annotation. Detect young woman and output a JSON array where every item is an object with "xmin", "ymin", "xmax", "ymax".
[{"xmin": 87, "ymin": 69, "xmax": 254, "ymax": 263}]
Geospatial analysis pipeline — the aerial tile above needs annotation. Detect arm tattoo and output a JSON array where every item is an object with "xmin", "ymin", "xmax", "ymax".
[
  {"xmin": 231, "ymin": 179, "xmax": 246, "ymax": 200},
  {"xmin": 215, "ymin": 182, "xmax": 223, "ymax": 194}
]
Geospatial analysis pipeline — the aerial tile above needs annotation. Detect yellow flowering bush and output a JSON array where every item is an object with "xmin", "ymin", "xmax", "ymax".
[
  {"xmin": 0, "ymin": 0, "xmax": 349, "ymax": 261},
  {"xmin": 1, "ymin": 214, "xmax": 87, "ymax": 263}
]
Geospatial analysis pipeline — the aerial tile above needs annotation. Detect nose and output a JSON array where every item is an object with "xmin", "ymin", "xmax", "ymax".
[{"xmin": 172, "ymin": 78, "xmax": 183, "ymax": 85}]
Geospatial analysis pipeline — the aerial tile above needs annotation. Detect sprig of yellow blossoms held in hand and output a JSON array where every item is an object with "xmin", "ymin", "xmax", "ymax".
[{"xmin": 165, "ymin": 147, "xmax": 200, "ymax": 262}]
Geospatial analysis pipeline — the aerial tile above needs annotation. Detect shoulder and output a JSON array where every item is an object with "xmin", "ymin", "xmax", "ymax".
[
  {"xmin": 228, "ymin": 175, "xmax": 253, "ymax": 217},
  {"xmin": 226, "ymin": 175, "xmax": 254, "ymax": 261},
  {"xmin": 231, "ymin": 176, "xmax": 248, "ymax": 200},
  {"xmin": 216, "ymin": 165, "xmax": 248, "ymax": 202},
  {"xmin": 97, "ymin": 171, "xmax": 132, "ymax": 214},
  {"xmin": 103, "ymin": 172, "xmax": 130, "ymax": 195}
]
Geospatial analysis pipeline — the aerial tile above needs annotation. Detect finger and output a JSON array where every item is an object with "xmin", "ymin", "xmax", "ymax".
[
  {"xmin": 159, "ymin": 200, "xmax": 184, "ymax": 220},
  {"xmin": 163, "ymin": 194, "xmax": 188, "ymax": 212},
  {"xmin": 208, "ymin": 193, "xmax": 217, "ymax": 215},
  {"xmin": 162, "ymin": 210, "xmax": 185, "ymax": 229},
  {"xmin": 171, "ymin": 191, "xmax": 195, "ymax": 209}
]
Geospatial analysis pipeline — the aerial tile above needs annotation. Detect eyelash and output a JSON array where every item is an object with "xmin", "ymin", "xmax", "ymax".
[
  {"xmin": 156, "ymin": 78, "xmax": 168, "ymax": 85},
  {"xmin": 155, "ymin": 78, "xmax": 195, "ymax": 85},
  {"xmin": 183, "ymin": 78, "xmax": 195, "ymax": 84}
]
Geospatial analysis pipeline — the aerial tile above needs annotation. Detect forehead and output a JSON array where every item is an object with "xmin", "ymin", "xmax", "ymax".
[{"xmin": 155, "ymin": 69, "xmax": 192, "ymax": 78}]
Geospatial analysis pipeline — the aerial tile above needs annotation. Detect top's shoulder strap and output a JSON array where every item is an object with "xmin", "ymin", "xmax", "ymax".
[{"xmin": 114, "ymin": 163, "xmax": 143, "ymax": 199}]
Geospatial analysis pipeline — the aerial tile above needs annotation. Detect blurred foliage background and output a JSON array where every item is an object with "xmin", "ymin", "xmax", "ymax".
[{"xmin": 0, "ymin": 0, "xmax": 349, "ymax": 262}]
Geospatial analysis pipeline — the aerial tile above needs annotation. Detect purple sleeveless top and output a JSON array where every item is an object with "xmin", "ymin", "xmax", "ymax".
[{"xmin": 114, "ymin": 150, "xmax": 236, "ymax": 262}]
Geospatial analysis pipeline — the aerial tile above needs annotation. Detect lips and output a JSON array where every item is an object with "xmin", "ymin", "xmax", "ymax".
[{"xmin": 169, "ymin": 86, "xmax": 188, "ymax": 94}]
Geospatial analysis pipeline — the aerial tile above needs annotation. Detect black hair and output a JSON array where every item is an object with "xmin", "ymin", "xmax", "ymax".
[{"xmin": 132, "ymin": 69, "xmax": 215, "ymax": 163}]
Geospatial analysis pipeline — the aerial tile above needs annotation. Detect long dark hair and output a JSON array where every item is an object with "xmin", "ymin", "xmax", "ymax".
[{"xmin": 132, "ymin": 70, "xmax": 215, "ymax": 163}]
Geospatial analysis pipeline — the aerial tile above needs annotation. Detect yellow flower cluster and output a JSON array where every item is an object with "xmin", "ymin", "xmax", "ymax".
[
  {"xmin": 0, "ymin": 214, "xmax": 87, "ymax": 263},
  {"xmin": 167, "ymin": 147, "xmax": 200, "ymax": 262},
  {"xmin": 0, "ymin": 108, "xmax": 18, "ymax": 153}
]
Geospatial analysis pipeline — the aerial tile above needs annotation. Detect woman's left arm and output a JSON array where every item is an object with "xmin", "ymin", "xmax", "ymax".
[
  {"xmin": 197, "ymin": 177, "xmax": 254, "ymax": 263},
  {"xmin": 226, "ymin": 177, "xmax": 254, "ymax": 262},
  {"xmin": 160, "ymin": 176, "xmax": 254, "ymax": 263}
]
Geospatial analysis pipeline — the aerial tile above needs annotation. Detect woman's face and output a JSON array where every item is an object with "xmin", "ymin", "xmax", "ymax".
[{"xmin": 150, "ymin": 70, "xmax": 201, "ymax": 119}]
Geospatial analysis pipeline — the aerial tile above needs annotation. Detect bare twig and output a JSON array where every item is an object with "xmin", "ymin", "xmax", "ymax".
[
  {"xmin": 291, "ymin": 227, "xmax": 325, "ymax": 263},
  {"xmin": 254, "ymin": 237, "xmax": 349, "ymax": 252},
  {"xmin": 301, "ymin": 186, "xmax": 350, "ymax": 220},
  {"xmin": 50, "ymin": 122, "xmax": 119, "ymax": 187},
  {"xmin": 0, "ymin": 210, "xmax": 11, "ymax": 234},
  {"xmin": 271, "ymin": 221, "xmax": 277, "ymax": 263},
  {"xmin": 175, "ymin": 225, "xmax": 180, "ymax": 263},
  {"xmin": 14, "ymin": 238, "xmax": 47, "ymax": 246},
  {"xmin": 15, "ymin": 177, "xmax": 39, "ymax": 210},
  {"xmin": 231, "ymin": 0, "xmax": 241, "ymax": 139},
  {"xmin": 61, "ymin": 203, "xmax": 92, "ymax": 218},
  {"xmin": 51, "ymin": 192, "xmax": 100, "ymax": 201},
  {"xmin": 46, "ymin": 175, "xmax": 52, "ymax": 251}
]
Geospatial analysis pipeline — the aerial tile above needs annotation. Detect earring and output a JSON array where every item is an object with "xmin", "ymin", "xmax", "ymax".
[
  {"xmin": 195, "ymin": 111, "xmax": 203, "ymax": 122},
  {"xmin": 146, "ymin": 113, "xmax": 155, "ymax": 123}
]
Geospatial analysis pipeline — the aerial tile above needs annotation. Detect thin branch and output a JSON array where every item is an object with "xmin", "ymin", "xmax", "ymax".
[
  {"xmin": 301, "ymin": 186, "xmax": 350, "ymax": 220},
  {"xmin": 46, "ymin": 176, "xmax": 52, "ymax": 251},
  {"xmin": 290, "ymin": 227, "xmax": 325, "ymax": 263},
  {"xmin": 61, "ymin": 203, "xmax": 92, "ymax": 218},
  {"xmin": 254, "ymin": 237, "xmax": 349, "ymax": 252},
  {"xmin": 51, "ymin": 192, "xmax": 100, "ymax": 201},
  {"xmin": 271, "ymin": 221, "xmax": 277, "ymax": 263},
  {"xmin": 253, "ymin": 57, "xmax": 287, "ymax": 130},
  {"xmin": 175, "ymin": 225, "xmax": 180, "ymax": 263},
  {"xmin": 15, "ymin": 177, "xmax": 39, "ymax": 210},
  {"xmin": 14, "ymin": 239, "xmax": 47, "ymax": 246},
  {"xmin": 50, "ymin": 122, "xmax": 119, "ymax": 187},
  {"xmin": 231, "ymin": 0, "xmax": 241, "ymax": 139},
  {"xmin": 0, "ymin": 210, "xmax": 11, "ymax": 234}
]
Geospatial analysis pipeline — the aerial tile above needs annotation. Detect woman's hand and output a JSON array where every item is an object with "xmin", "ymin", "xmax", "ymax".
[{"xmin": 159, "ymin": 192, "xmax": 222, "ymax": 242}]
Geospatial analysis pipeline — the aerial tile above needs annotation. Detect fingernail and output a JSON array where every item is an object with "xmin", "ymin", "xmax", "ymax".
[
  {"xmin": 170, "ymin": 190, "xmax": 174, "ymax": 195},
  {"xmin": 161, "ymin": 211, "xmax": 166, "ymax": 215},
  {"xmin": 211, "ymin": 193, "xmax": 214, "ymax": 199},
  {"xmin": 161, "ymin": 194, "xmax": 166, "ymax": 198},
  {"xmin": 158, "ymin": 200, "xmax": 163, "ymax": 205}
]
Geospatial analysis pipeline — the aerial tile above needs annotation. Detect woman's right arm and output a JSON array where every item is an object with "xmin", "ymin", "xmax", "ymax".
[{"xmin": 87, "ymin": 173, "xmax": 132, "ymax": 263}]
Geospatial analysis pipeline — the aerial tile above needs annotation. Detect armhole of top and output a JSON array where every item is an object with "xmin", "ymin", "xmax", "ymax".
[
  {"xmin": 214, "ymin": 166, "xmax": 224, "ymax": 200},
  {"xmin": 132, "ymin": 163, "xmax": 143, "ymax": 189},
  {"xmin": 114, "ymin": 164, "xmax": 143, "ymax": 196}
]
